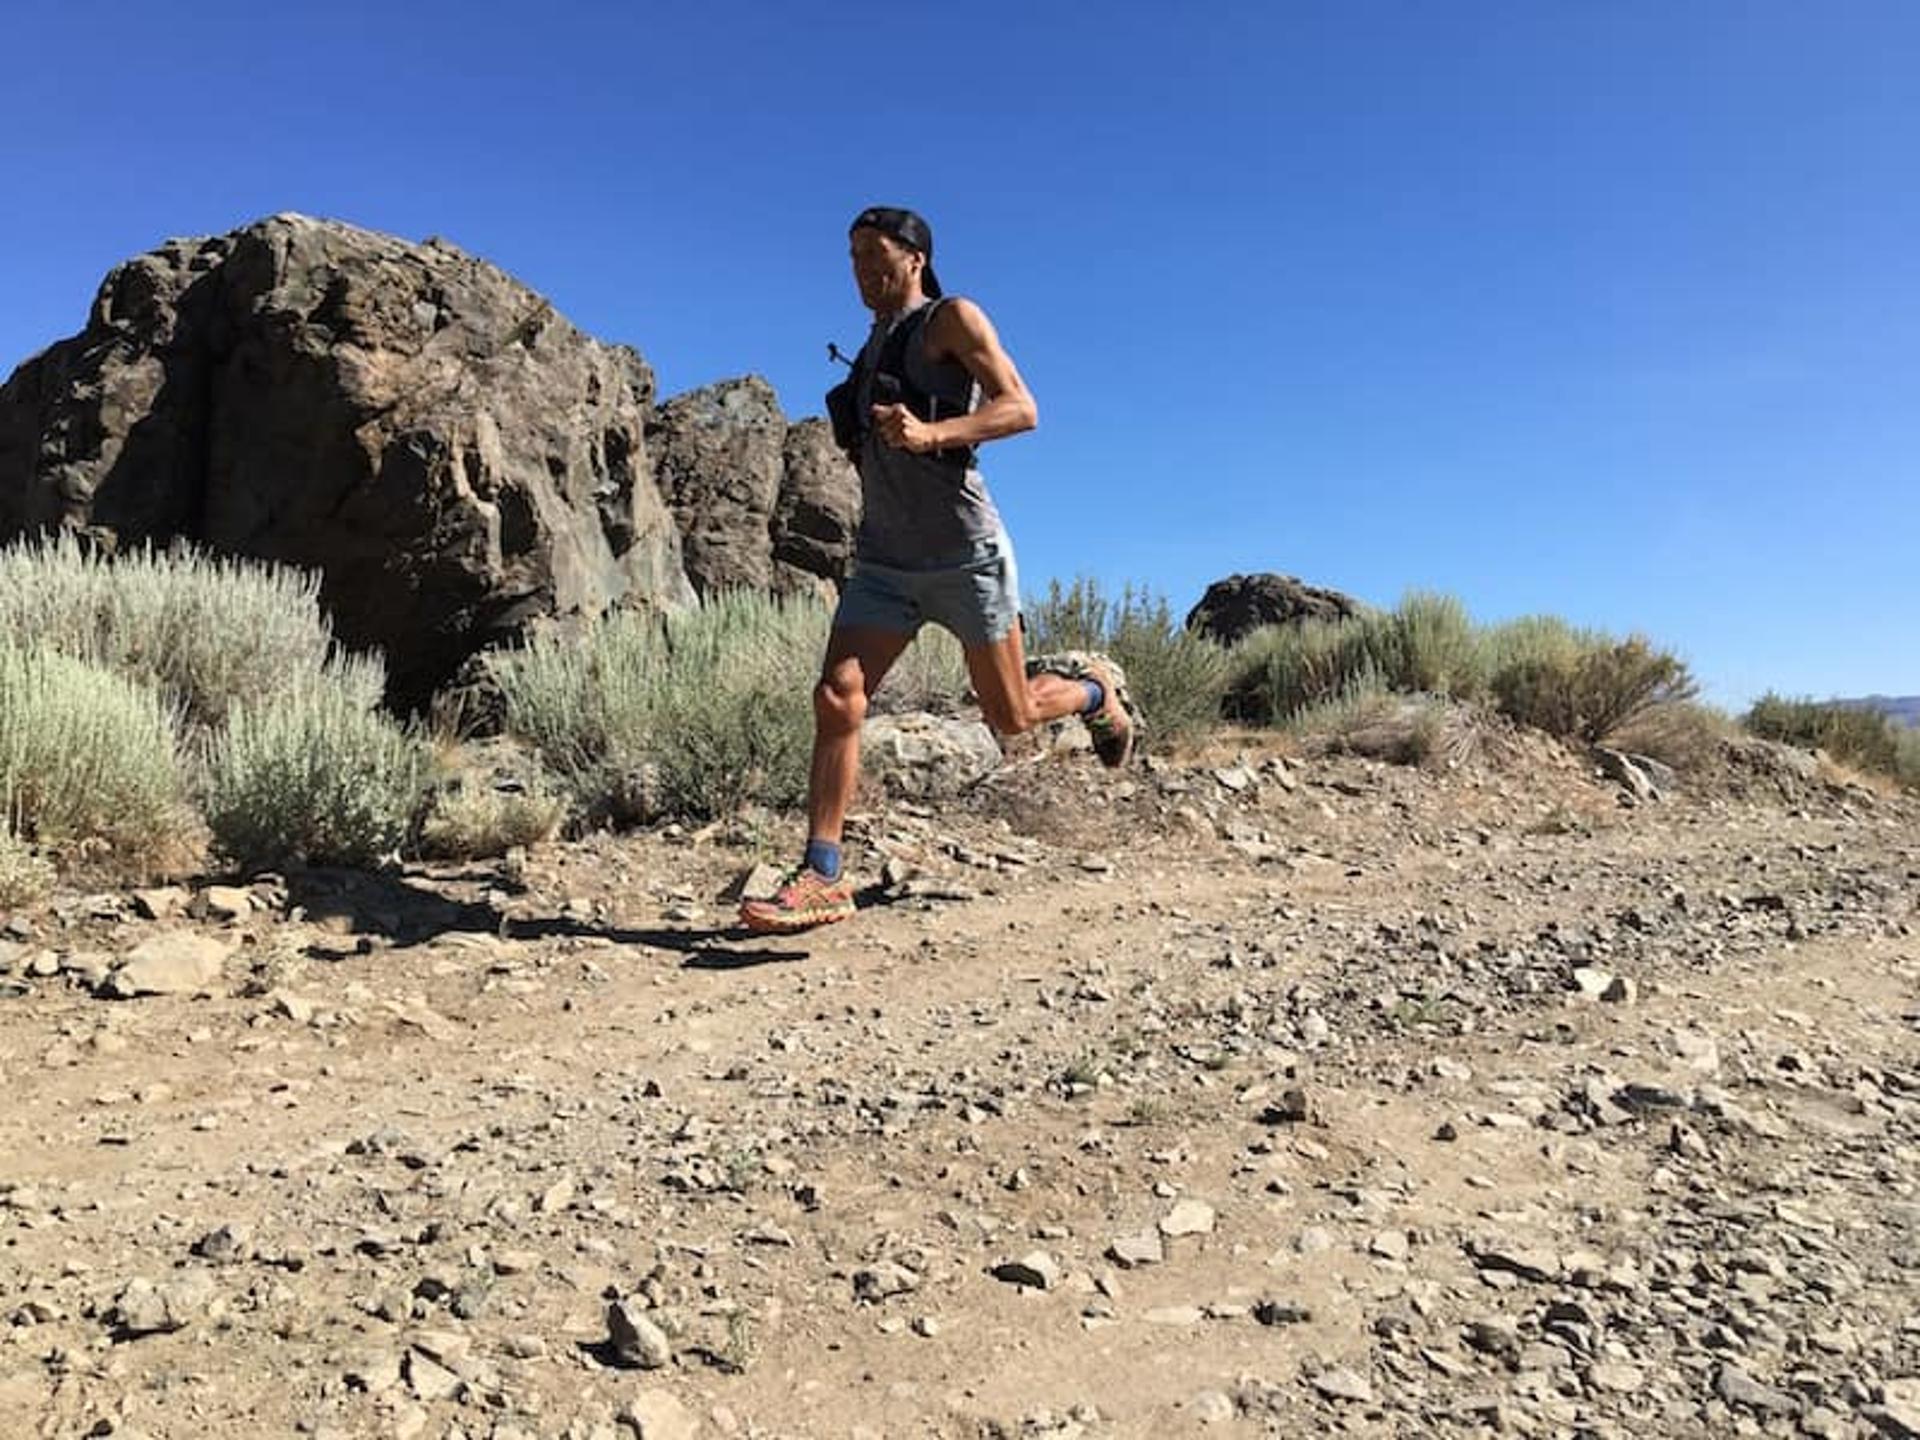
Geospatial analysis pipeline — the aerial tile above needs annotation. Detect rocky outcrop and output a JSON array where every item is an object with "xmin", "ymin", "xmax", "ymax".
[
  {"xmin": 649, "ymin": 380, "xmax": 858, "ymax": 598},
  {"xmin": 0, "ymin": 214, "xmax": 692, "ymax": 708},
  {"xmin": 774, "ymin": 419, "xmax": 859, "ymax": 592},
  {"xmin": 0, "ymin": 215, "xmax": 859, "ymax": 709},
  {"xmin": 1185, "ymin": 572, "xmax": 1363, "ymax": 644}
]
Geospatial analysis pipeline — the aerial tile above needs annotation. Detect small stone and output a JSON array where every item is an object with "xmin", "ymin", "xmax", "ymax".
[
  {"xmin": 201, "ymin": 886, "xmax": 255, "ymax": 921},
  {"xmin": 853, "ymin": 1263, "xmax": 921, "ymax": 1303},
  {"xmin": 1602, "ymin": 975, "xmax": 1637, "ymax": 1004},
  {"xmin": 344, "ymin": 1351, "xmax": 403, "ymax": 1394},
  {"xmin": 108, "ymin": 934, "xmax": 232, "ymax": 998},
  {"xmin": 271, "ymin": 990, "xmax": 315, "ymax": 1025},
  {"xmin": 1108, "ymin": 1232, "xmax": 1164, "ymax": 1269},
  {"xmin": 1159, "ymin": 1200, "xmax": 1216, "ymax": 1238},
  {"xmin": 503, "ymin": 1334, "xmax": 547, "ymax": 1360},
  {"xmin": 1312, "ymin": 1367, "xmax": 1375, "ymax": 1404},
  {"xmin": 618, "ymin": 1390, "xmax": 702, "ymax": 1440},
  {"xmin": 737, "ymin": 863, "xmax": 785, "ymax": 903},
  {"xmin": 1262, "ymin": 1087, "xmax": 1320, "ymax": 1125},
  {"xmin": 606, "ymin": 1301, "xmax": 672, "ymax": 1369},
  {"xmin": 1588, "ymin": 1363, "xmax": 1644, "ymax": 1394},
  {"xmin": 1715, "ymin": 1364, "xmax": 1798, "ymax": 1415},
  {"xmin": 131, "ymin": 889, "xmax": 188, "ymax": 921},
  {"xmin": 912, "ymin": 1315, "xmax": 940, "ymax": 1338},
  {"xmin": 1253, "ymin": 1299, "xmax": 1312, "ymax": 1327},
  {"xmin": 1470, "ymin": 1242, "xmax": 1562, "ymax": 1284},
  {"xmin": 991, "ymin": 1252, "xmax": 1060, "ymax": 1291},
  {"xmin": 1572, "ymin": 967, "xmax": 1614, "ymax": 1000},
  {"xmin": 1369, "ymin": 1230, "xmax": 1410, "ymax": 1262},
  {"xmin": 403, "ymin": 1349, "xmax": 462, "ymax": 1401},
  {"xmin": 1192, "ymin": 1390, "xmax": 1235, "ymax": 1425},
  {"xmin": 190, "ymin": 1223, "xmax": 253, "ymax": 1265},
  {"xmin": 493, "ymin": 1249, "xmax": 542, "ymax": 1275},
  {"xmin": 1144, "ymin": 1305, "xmax": 1205, "ymax": 1326},
  {"xmin": 106, "ymin": 1272, "xmax": 217, "ymax": 1337}
]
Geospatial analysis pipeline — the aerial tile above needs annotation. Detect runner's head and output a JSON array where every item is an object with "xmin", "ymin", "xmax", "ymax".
[{"xmin": 850, "ymin": 206, "xmax": 941, "ymax": 313}]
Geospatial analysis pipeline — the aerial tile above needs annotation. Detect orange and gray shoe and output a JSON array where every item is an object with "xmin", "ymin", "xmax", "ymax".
[
  {"xmin": 739, "ymin": 866, "xmax": 857, "ymax": 934},
  {"xmin": 1083, "ymin": 661, "xmax": 1136, "ymax": 768}
]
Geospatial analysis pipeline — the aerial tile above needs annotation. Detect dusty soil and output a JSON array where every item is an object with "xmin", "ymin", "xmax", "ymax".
[{"xmin": 2, "ymin": 733, "xmax": 1917, "ymax": 1440}]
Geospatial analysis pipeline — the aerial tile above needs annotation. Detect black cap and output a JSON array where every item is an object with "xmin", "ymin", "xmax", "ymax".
[{"xmin": 850, "ymin": 205, "xmax": 942, "ymax": 298}]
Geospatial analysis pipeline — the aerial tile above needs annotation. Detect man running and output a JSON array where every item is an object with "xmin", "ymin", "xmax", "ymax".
[{"xmin": 740, "ymin": 206, "xmax": 1133, "ymax": 934}]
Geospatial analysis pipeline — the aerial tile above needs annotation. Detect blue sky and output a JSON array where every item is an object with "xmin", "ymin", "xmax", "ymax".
[{"xmin": 2, "ymin": 2, "xmax": 1914, "ymax": 706}]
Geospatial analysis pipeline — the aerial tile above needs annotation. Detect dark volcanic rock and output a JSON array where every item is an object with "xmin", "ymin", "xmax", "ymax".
[
  {"xmin": 649, "ymin": 376, "xmax": 787, "ymax": 596},
  {"xmin": 0, "ymin": 213, "xmax": 694, "ymax": 708},
  {"xmin": 1185, "ymin": 572, "xmax": 1363, "ymax": 644},
  {"xmin": 774, "ymin": 418, "xmax": 859, "ymax": 591},
  {"xmin": 649, "ymin": 383, "xmax": 858, "ymax": 598}
]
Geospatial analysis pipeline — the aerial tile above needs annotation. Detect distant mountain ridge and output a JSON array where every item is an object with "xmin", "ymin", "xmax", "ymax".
[{"xmin": 1840, "ymin": 695, "xmax": 1920, "ymax": 728}]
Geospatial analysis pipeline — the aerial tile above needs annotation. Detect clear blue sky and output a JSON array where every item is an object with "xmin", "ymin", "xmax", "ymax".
[{"xmin": 3, "ymin": 2, "xmax": 1915, "ymax": 707}]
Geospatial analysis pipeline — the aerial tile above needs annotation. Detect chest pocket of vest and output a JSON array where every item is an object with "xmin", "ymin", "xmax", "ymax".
[{"xmin": 825, "ymin": 301, "xmax": 976, "ymax": 468}]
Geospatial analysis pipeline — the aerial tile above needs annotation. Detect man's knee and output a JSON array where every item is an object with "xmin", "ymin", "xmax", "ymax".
[{"xmin": 814, "ymin": 668, "xmax": 867, "ymax": 735}]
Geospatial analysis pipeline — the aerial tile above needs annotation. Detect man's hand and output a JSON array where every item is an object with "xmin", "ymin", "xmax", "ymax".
[{"xmin": 870, "ymin": 403, "xmax": 939, "ymax": 453}]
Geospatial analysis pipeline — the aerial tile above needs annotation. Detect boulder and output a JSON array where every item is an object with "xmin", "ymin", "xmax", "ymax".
[
  {"xmin": 861, "ymin": 713, "xmax": 1002, "ymax": 799},
  {"xmin": 774, "ymin": 418, "xmax": 859, "ymax": 591},
  {"xmin": 1185, "ymin": 572, "xmax": 1362, "ymax": 644},
  {"xmin": 0, "ymin": 214, "xmax": 695, "ymax": 709},
  {"xmin": 650, "ymin": 377, "xmax": 787, "ymax": 595}
]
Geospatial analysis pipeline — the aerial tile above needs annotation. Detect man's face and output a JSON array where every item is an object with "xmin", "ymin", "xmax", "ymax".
[{"xmin": 850, "ymin": 227, "xmax": 922, "ymax": 313}]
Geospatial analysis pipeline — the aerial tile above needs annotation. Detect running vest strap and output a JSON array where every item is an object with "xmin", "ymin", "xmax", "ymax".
[{"xmin": 825, "ymin": 299, "xmax": 977, "ymax": 468}]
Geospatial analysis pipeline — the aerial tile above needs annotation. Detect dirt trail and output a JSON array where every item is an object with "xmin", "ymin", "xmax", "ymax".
[{"xmin": 2, "ymin": 746, "xmax": 1916, "ymax": 1439}]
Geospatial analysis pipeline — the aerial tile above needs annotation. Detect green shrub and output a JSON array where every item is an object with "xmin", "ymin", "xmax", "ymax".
[
  {"xmin": 1743, "ymin": 694, "xmax": 1910, "ymax": 782},
  {"xmin": 1393, "ymin": 591, "xmax": 1483, "ymax": 698},
  {"xmin": 1284, "ymin": 680, "xmax": 1450, "ymax": 766},
  {"xmin": 1226, "ymin": 617, "xmax": 1383, "ymax": 724},
  {"xmin": 0, "ymin": 531, "xmax": 355, "ymax": 728},
  {"xmin": 1490, "ymin": 635, "xmax": 1696, "ymax": 743},
  {"xmin": 0, "ymin": 643, "xmax": 197, "ymax": 870},
  {"xmin": 203, "ymin": 660, "xmax": 428, "ymax": 870},
  {"xmin": 1898, "ymin": 727, "xmax": 1920, "ymax": 789},
  {"xmin": 418, "ymin": 742, "xmax": 567, "ymax": 860},
  {"xmin": 494, "ymin": 590, "xmax": 829, "ymax": 822},
  {"xmin": 1025, "ymin": 578, "xmax": 1230, "ymax": 745}
]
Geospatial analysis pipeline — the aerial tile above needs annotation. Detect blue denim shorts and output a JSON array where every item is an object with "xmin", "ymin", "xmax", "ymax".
[{"xmin": 833, "ymin": 534, "xmax": 1021, "ymax": 647}]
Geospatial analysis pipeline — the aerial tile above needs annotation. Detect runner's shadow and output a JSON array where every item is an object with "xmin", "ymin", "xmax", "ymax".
[{"xmin": 629, "ymin": 927, "xmax": 811, "ymax": 969}]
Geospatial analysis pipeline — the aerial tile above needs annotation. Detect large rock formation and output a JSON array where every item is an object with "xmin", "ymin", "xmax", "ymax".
[
  {"xmin": 1185, "ymin": 572, "xmax": 1363, "ymax": 644},
  {"xmin": 0, "ymin": 214, "xmax": 858, "ymax": 708},
  {"xmin": 650, "ymin": 379, "xmax": 857, "ymax": 598}
]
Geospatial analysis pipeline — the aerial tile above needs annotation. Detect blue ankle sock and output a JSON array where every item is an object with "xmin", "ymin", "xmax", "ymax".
[
  {"xmin": 1079, "ymin": 679, "xmax": 1106, "ymax": 716},
  {"xmin": 803, "ymin": 838, "xmax": 842, "ymax": 881}
]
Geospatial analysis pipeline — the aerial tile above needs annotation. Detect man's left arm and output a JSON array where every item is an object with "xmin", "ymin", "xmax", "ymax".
[{"xmin": 870, "ymin": 299, "xmax": 1038, "ymax": 454}]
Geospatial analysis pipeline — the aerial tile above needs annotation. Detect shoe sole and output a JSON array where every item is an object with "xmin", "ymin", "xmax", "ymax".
[{"xmin": 739, "ymin": 903, "xmax": 855, "ymax": 936}]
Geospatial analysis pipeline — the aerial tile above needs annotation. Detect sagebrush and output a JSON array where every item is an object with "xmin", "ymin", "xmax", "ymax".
[
  {"xmin": 203, "ymin": 662, "xmax": 429, "ymax": 870},
  {"xmin": 1025, "ymin": 578, "xmax": 1230, "ymax": 744},
  {"xmin": 0, "ymin": 642, "xmax": 198, "ymax": 870},
  {"xmin": 0, "ymin": 530, "xmax": 362, "ymax": 727},
  {"xmin": 493, "ymin": 591, "xmax": 829, "ymax": 821},
  {"xmin": 1744, "ymin": 694, "xmax": 1918, "ymax": 789}
]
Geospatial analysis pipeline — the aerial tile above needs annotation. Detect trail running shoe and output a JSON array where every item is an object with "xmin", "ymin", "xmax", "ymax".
[
  {"xmin": 1083, "ymin": 661, "xmax": 1136, "ymax": 769},
  {"xmin": 739, "ymin": 866, "xmax": 856, "ymax": 934}
]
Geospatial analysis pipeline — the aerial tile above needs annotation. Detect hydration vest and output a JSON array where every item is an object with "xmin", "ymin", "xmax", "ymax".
[{"xmin": 825, "ymin": 299, "xmax": 978, "ymax": 468}]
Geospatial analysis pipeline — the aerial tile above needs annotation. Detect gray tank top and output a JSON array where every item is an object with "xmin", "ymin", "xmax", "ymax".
[{"xmin": 853, "ymin": 298, "xmax": 1006, "ymax": 568}]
